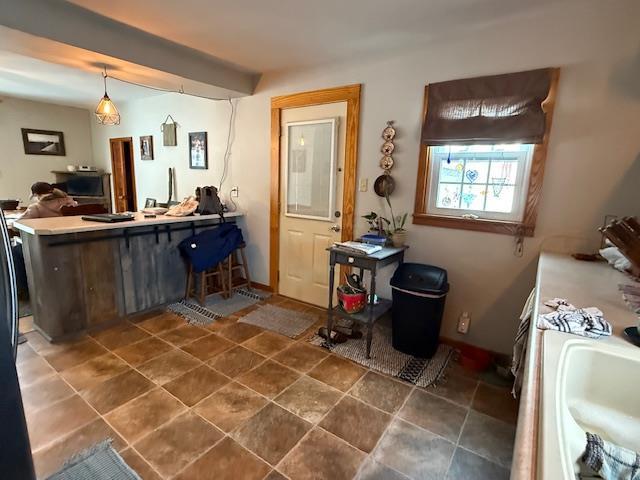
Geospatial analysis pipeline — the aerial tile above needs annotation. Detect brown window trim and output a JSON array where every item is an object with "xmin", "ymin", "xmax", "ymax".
[{"xmin": 412, "ymin": 68, "xmax": 560, "ymax": 237}]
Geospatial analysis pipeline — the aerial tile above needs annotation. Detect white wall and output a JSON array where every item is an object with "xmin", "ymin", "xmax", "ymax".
[
  {"xmin": 0, "ymin": 96, "xmax": 93, "ymax": 203},
  {"xmin": 90, "ymin": 94, "xmax": 237, "ymax": 207},
  {"xmin": 91, "ymin": 0, "xmax": 640, "ymax": 353}
]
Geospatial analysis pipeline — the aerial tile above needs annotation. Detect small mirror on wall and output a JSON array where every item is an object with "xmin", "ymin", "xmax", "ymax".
[
  {"xmin": 140, "ymin": 135, "xmax": 154, "ymax": 160},
  {"xmin": 21, "ymin": 128, "xmax": 66, "ymax": 156}
]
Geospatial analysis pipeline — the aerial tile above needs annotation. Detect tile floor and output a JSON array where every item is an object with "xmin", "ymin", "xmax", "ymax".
[{"xmin": 17, "ymin": 295, "xmax": 518, "ymax": 479}]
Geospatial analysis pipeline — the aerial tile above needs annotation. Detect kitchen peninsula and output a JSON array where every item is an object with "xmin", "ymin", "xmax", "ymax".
[{"xmin": 14, "ymin": 212, "xmax": 243, "ymax": 341}]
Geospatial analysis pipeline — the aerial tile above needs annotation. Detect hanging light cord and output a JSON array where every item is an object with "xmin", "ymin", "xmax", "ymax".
[
  {"xmin": 102, "ymin": 67, "xmax": 108, "ymax": 96},
  {"xmin": 104, "ymin": 70, "xmax": 230, "ymax": 102},
  {"xmin": 219, "ymin": 98, "xmax": 236, "ymax": 191}
]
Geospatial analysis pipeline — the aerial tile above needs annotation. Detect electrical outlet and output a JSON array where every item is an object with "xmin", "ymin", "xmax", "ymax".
[
  {"xmin": 230, "ymin": 186, "xmax": 239, "ymax": 198},
  {"xmin": 457, "ymin": 311, "xmax": 470, "ymax": 334},
  {"xmin": 358, "ymin": 178, "xmax": 368, "ymax": 192}
]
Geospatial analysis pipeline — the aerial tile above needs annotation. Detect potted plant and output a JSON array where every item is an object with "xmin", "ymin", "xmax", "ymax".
[{"xmin": 385, "ymin": 193, "xmax": 408, "ymax": 247}]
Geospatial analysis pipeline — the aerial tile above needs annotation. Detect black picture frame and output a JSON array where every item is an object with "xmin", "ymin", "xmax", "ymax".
[
  {"xmin": 144, "ymin": 198, "xmax": 157, "ymax": 208},
  {"xmin": 21, "ymin": 128, "xmax": 66, "ymax": 156},
  {"xmin": 140, "ymin": 135, "xmax": 154, "ymax": 160},
  {"xmin": 189, "ymin": 131, "xmax": 208, "ymax": 169}
]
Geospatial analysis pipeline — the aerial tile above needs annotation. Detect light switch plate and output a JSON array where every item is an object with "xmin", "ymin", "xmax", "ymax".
[{"xmin": 358, "ymin": 178, "xmax": 368, "ymax": 192}]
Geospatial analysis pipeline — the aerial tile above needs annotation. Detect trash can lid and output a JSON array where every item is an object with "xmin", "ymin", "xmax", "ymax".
[{"xmin": 390, "ymin": 263, "xmax": 449, "ymax": 295}]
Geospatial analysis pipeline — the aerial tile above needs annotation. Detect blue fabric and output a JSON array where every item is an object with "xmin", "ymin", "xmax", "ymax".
[{"xmin": 179, "ymin": 223, "xmax": 243, "ymax": 273}]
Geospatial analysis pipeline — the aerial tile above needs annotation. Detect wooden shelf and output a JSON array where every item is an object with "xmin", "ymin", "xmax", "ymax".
[
  {"xmin": 51, "ymin": 170, "xmax": 108, "ymax": 176},
  {"xmin": 332, "ymin": 298, "xmax": 392, "ymax": 325}
]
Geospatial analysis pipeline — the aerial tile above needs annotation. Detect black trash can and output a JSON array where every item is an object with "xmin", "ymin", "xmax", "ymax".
[{"xmin": 390, "ymin": 263, "xmax": 449, "ymax": 358}]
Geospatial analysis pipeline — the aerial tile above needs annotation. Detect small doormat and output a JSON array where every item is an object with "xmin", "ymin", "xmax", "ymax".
[
  {"xmin": 46, "ymin": 440, "xmax": 140, "ymax": 480},
  {"xmin": 239, "ymin": 304, "xmax": 316, "ymax": 338},
  {"xmin": 167, "ymin": 288, "xmax": 270, "ymax": 326},
  {"xmin": 309, "ymin": 324, "xmax": 454, "ymax": 388}
]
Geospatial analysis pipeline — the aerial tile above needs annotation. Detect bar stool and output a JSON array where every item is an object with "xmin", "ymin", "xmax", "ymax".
[
  {"xmin": 223, "ymin": 242, "xmax": 252, "ymax": 295},
  {"xmin": 185, "ymin": 262, "xmax": 228, "ymax": 306}
]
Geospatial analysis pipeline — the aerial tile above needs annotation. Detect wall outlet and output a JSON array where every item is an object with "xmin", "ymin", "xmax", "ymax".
[
  {"xmin": 230, "ymin": 186, "xmax": 239, "ymax": 198},
  {"xmin": 457, "ymin": 311, "xmax": 471, "ymax": 334},
  {"xmin": 358, "ymin": 178, "xmax": 368, "ymax": 192}
]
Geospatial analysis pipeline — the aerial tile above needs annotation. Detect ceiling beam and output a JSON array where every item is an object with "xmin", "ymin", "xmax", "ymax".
[{"xmin": 0, "ymin": 0, "xmax": 260, "ymax": 96}]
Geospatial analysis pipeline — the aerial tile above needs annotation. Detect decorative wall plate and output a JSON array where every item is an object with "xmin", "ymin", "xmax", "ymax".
[
  {"xmin": 380, "ymin": 156, "xmax": 394, "ymax": 170},
  {"xmin": 381, "ymin": 141, "xmax": 395, "ymax": 155},
  {"xmin": 382, "ymin": 125, "xmax": 396, "ymax": 141}
]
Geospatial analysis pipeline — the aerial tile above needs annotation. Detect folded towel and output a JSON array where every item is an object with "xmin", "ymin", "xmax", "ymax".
[
  {"xmin": 537, "ymin": 298, "xmax": 612, "ymax": 339},
  {"xmin": 511, "ymin": 289, "xmax": 536, "ymax": 397},
  {"xmin": 582, "ymin": 432, "xmax": 640, "ymax": 480}
]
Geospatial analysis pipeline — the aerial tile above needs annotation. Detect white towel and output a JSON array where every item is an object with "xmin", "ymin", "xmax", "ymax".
[
  {"xmin": 511, "ymin": 288, "xmax": 536, "ymax": 397},
  {"xmin": 537, "ymin": 298, "xmax": 612, "ymax": 339}
]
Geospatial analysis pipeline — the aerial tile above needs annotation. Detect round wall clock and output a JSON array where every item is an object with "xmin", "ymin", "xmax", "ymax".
[
  {"xmin": 380, "ymin": 156, "xmax": 394, "ymax": 170},
  {"xmin": 382, "ymin": 125, "xmax": 396, "ymax": 141},
  {"xmin": 381, "ymin": 141, "xmax": 395, "ymax": 155}
]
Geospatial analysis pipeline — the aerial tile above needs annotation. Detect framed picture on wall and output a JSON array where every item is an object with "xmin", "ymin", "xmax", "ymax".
[
  {"xmin": 140, "ymin": 135, "xmax": 154, "ymax": 160},
  {"xmin": 21, "ymin": 128, "xmax": 66, "ymax": 156},
  {"xmin": 189, "ymin": 131, "xmax": 208, "ymax": 169}
]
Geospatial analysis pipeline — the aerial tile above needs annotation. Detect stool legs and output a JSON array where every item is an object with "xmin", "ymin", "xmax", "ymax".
[{"xmin": 239, "ymin": 247, "xmax": 252, "ymax": 290}]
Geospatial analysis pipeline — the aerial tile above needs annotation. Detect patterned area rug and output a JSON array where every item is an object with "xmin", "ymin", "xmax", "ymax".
[
  {"xmin": 239, "ymin": 304, "xmax": 317, "ymax": 338},
  {"xmin": 167, "ymin": 288, "xmax": 270, "ymax": 326},
  {"xmin": 309, "ymin": 323, "xmax": 454, "ymax": 387},
  {"xmin": 46, "ymin": 440, "xmax": 140, "ymax": 480}
]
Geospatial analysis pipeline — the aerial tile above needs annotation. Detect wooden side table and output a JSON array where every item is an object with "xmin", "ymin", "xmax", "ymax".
[{"xmin": 326, "ymin": 245, "xmax": 407, "ymax": 358}]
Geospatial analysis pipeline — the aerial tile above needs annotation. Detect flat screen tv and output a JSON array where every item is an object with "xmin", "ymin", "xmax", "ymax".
[{"xmin": 65, "ymin": 176, "xmax": 103, "ymax": 197}]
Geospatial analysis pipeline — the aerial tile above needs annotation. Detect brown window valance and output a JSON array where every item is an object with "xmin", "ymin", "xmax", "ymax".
[{"xmin": 421, "ymin": 68, "xmax": 553, "ymax": 145}]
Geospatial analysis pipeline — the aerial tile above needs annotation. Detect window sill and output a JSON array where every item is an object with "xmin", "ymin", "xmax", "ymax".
[{"xmin": 412, "ymin": 213, "xmax": 534, "ymax": 237}]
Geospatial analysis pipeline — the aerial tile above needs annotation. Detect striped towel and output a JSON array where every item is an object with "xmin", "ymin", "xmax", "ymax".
[
  {"xmin": 537, "ymin": 298, "xmax": 612, "ymax": 339},
  {"xmin": 511, "ymin": 289, "xmax": 536, "ymax": 397},
  {"xmin": 582, "ymin": 432, "xmax": 640, "ymax": 480}
]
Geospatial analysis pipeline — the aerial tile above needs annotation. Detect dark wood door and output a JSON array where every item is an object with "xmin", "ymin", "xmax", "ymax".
[{"xmin": 110, "ymin": 138, "xmax": 137, "ymax": 212}]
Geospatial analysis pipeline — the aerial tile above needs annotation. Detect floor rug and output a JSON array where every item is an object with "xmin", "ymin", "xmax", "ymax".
[
  {"xmin": 239, "ymin": 304, "xmax": 316, "ymax": 338},
  {"xmin": 46, "ymin": 440, "xmax": 140, "ymax": 480},
  {"xmin": 167, "ymin": 288, "xmax": 270, "ymax": 326},
  {"xmin": 309, "ymin": 323, "xmax": 454, "ymax": 387}
]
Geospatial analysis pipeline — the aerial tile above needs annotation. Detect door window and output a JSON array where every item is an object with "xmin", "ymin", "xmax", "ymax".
[{"xmin": 285, "ymin": 119, "xmax": 337, "ymax": 221}]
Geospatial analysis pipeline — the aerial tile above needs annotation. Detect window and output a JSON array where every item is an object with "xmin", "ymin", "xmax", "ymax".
[
  {"xmin": 427, "ymin": 144, "xmax": 533, "ymax": 222},
  {"xmin": 414, "ymin": 68, "xmax": 560, "ymax": 236}
]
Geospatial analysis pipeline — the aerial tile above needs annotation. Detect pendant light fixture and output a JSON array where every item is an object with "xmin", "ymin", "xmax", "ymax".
[{"xmin": 95, "ymin": 66, "xmax": 120, "ymax": 125}]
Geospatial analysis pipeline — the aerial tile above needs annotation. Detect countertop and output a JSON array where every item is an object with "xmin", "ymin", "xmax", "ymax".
[
  {"xmin": 512, "ymin": 252, "xmax": 639, "ymax": 479},
  {"xmin": 13, "ymin": 211, "xmax": 243, "ymax": 235}
]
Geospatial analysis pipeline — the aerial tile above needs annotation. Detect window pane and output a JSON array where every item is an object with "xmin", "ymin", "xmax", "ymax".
[
  {"xmin": 428, "ymin": 143, "xmax": 533, "ymax": 221},
  {"xmin": 489, "ymin": 160, "xmax": 518, "ymax": 185},
  {"xmin": 460, "ymin": 184, "xmax": 486, "ymax": 210},
  {"xmin": 436, "ymin": 184, "xmax": 462, "ymax": 209},
  {"xmin": 462, "ymin": 160, "xmax": 489, "ymax": 184},
  {"xmin": 286, "ymin": 122, "xmax": 334, "ymax": 219},
  {"xmin": 485, "ymin": 185, "xmax": 516, "ymax": 212},
  {"xmin": 439, "ymin": 160, "xmax": 464, "ymax": 182}
]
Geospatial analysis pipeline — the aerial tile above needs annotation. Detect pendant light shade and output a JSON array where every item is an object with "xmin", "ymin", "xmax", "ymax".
[{"xmin": 95, "ymin": 68, "xmax": 120, "ymax": 125}]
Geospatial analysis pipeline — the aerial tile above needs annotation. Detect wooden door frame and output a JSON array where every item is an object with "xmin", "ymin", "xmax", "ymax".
[
  {"xmin": 109, "ymin": 137, "xmax": 137, "ymax": 212},
  {"xmin": 270, "ymin": 84, "xmax": 361, "ymax": 292}
]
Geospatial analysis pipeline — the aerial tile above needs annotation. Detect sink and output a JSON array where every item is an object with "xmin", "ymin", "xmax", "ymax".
[{"xmin": 540, "ymin": 331, "xmax": 640, "ymax": 479}]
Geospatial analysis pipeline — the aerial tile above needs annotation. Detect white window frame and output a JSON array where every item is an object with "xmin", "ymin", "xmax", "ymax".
[
  {"xmin": 283, "ymin": 118, "xmax": 338, "ymax": 222},
  {"xmin": 426, "ymin": 144, "xmax": 534, "ymax": 222}
]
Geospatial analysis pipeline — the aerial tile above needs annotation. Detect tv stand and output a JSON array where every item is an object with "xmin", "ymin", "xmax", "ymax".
[{"xmin": 51, "ymin": 171, "xmax": 113, "ymax": 213}]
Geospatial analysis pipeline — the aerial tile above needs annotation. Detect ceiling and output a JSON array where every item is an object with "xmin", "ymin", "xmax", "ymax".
[
  {"xmin": 0, "ymin": 50, "xmax": 160, "ymax": 108},
  {"xmin": 0, "ymin": 0, "xmax": 607, "ymax": 108},
  {"xmin": 67, "ymin": 0, "xmax": 567, "ymax": 72}
]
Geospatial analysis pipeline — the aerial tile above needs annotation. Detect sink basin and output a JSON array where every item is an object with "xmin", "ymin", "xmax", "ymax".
[{"xmin": 540, "ymin": 331, "xmax": 640, "ymax": 479}]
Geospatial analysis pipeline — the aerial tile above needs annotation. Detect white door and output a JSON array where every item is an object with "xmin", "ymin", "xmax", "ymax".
[{"xmin": 279, "ymin": 102, "xmax": 347, "ymax": 307}]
